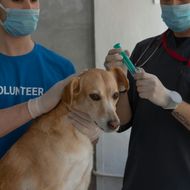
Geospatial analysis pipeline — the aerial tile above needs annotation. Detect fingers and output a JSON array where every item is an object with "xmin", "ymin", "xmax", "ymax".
[
  {"xmin": 138, "ymin": 91, "xmax": 151, "ymax": 99},
  {"xmin": 136, "ymin": 79, "xmax": 152, "ymax": 91},
  {"xmin": 104, "ymin": 48, "xmax": 130, "ymax": 76},
  {"xmin": 134, "ymin": 68, "xmax": 155, "ymax": 80},
  {"xmin": 136, "ymin": 77, "xmax": 157, "ymax": 87},
  {"xmin": 104, "ymin": 49, "xmax": 123, "ymax": 70},
  {"xmin": 108, "ymin": 48, "xmax": 130, "ymax": 56},
  {"xmin": 134, "ymin": 68, "xmax": 145, "ymax": 79},
  {"xmin": 134, "ymin": 68, "xmax": 155, "ymax": 96},
  {"xmin": 105, "ymin": 54, "xmax": 123, "ymax": 63},
  {"xmin": 104, "ymin": 61, "xmax": 124, "ymax": 70},
  {"xmin": 108, "ymin": 48, "xmax": 121, "ymax": 55},
  {"xmin": 136, "ymin": 80, "xmax": 155, "ymax": 100},
  {"xmin": 104, "ymin": 49, "xmax": 122, "ymax": 69},
  {"xmin": 124, "ymin": 50, "xmax": 130, "ymax": 57}
]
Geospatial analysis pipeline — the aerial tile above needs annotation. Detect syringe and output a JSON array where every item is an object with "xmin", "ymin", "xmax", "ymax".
[{"xmin": 114, "ymin": 43, "xmax": 138, "ymax": 77}]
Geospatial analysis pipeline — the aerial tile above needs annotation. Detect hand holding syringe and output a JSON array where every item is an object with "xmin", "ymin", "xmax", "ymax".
[{"xmin": 113, "ymin": 43, "xmax": 140, "ymax": 77}]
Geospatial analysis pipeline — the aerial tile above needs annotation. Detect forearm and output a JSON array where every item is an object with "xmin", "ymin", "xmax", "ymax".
[
  {"xmin": 0, "ymin": 102, "xmax": 32, "ymax": 137},
  {"xmin": 116, "ymin": 92, "xmax": 132, "ymax": 125},
  {"xmin": 172, "ymin": 101, "xmax": 190, "ymax": 130}
]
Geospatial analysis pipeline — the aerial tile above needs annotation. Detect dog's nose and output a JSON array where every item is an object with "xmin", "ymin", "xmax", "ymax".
[{"xmin": 107, "ymin": 120, "xmax": 120, "ymax": 130}]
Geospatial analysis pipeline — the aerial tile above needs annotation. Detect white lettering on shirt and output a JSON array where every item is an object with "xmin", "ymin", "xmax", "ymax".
[{"xmin": 0, "ymin": 86, "xmax": 44, "ymax": 96}]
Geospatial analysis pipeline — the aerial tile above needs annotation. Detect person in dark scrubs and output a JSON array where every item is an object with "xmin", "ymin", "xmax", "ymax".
[{"xmin": 105, "ymin": 0, "xmax": 190, "ymax": 190}]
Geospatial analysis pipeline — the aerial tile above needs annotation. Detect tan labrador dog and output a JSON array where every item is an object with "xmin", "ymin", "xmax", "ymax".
[{"xmin": 0, "ymin": 68, "xmax": 129, "ymax": 190}]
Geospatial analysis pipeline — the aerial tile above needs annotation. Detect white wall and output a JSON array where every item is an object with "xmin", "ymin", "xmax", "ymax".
[
  {"xmin": 94, "ymin": 0, "xmax": 166, "ymax": 189},
  {"xmin": 94, "ymin": 0, "xmax": 166, "ymax": 68}
]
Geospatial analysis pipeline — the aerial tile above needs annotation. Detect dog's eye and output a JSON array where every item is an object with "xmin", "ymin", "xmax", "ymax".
[
  {"xmin": 113, "ymin": 92, "xmax": 119, "ymax": 100},
  {"xmin": 89, "ymin": 93, "xmax": 101, "ymax": 101}
]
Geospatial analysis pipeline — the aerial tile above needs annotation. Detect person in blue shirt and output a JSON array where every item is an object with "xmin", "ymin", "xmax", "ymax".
[
  {"xmin": 0, "ymin": 0, "xmax": 76, "ymax": 158},
  {"xmin": 105, "ymin": 0, "xmax": 190, "ymax": 190}
]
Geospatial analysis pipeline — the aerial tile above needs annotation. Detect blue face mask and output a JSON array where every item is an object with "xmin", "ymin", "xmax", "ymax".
[
  {"xmin": 161, "ymin": 3, "xmax": 190, "ymax": 32},
  {"xmin": 0, "ymin": 3, "xmax": 40, "ymax": 36}
]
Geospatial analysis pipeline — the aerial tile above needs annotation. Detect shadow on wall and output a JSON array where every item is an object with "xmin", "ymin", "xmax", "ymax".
[{"xmin": 33, "ymin": 0, "xmax": 95, "ymax": 72}]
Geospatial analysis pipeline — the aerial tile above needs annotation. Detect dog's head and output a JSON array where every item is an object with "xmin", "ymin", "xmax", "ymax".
[{"xmin": 61, "ymin": 68, "xmax": 129, "ymax": 132}]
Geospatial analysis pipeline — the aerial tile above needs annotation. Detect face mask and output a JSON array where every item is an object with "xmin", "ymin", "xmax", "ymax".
[
  {"xmin": 161, "ymin": 3, "xmax": 190, "ymax": 32},
  {"xmin": 0, "ymin": 3, "xmax": 40, "ymax": 36}
]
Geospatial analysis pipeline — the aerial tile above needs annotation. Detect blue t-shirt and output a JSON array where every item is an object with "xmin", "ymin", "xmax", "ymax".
[{"xmin": 0, "ymin": 43, "xmax": 75, "ymax": 158}]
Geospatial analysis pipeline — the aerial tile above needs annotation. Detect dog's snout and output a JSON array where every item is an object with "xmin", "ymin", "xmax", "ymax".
[{"xmin": 107, "ymin": 120, "xmax": 120, "ymax": 130}]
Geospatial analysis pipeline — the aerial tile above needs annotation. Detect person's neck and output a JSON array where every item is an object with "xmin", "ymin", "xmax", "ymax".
[
  {"xmin": 174, "ymin": 28, "xmax": 190, "ymax": 38},
  {"xmin": 0, "ymin": 29, "xmax": 35, "ymax": 56}
]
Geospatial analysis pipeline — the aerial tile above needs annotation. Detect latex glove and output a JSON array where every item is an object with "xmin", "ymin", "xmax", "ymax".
[
  {"xmin": 104, "ymin": 48, "xmax": 130, "ymax": 75},
  {"xmin": 134, "ymin": 69, "xmax": 170, "ymax": 108},
  {"xmin": 67, "ymin": 108, "xmax": 103, "ymax": 143},
  {"xmin": 28, "ymin": 74, "xmax": 76, "ymax": 118}
]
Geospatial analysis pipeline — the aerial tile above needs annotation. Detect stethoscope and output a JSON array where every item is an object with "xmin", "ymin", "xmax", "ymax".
[
  {"xmin": 134, "ymin": 30, "xmax": 190, "ymax": 68},
  {"xmin": 134, "ymin": 36, "xmax": 162, "ymax": 67}
]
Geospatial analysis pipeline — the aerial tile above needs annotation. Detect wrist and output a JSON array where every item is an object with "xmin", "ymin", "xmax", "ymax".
[{"xmin": 162, "ymin": 90, "xmax": 182, "ymax": 110}]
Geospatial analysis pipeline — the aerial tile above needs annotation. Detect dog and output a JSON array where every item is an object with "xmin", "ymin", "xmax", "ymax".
[{"xmin": 0, "ymin": 68, "xmax": 129, "ymax": 190}]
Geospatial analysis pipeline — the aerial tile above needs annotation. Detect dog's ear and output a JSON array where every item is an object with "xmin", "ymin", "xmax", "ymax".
[
  {"xmin": 110, "ymin": 67, "xmax": 129, "ymax": 91},
  {"xmin": 62, "ymin": 77, "xmax": 80, "ymax": 106}
]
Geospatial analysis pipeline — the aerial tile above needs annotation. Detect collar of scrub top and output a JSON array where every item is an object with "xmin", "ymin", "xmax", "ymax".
[{"xmin": 162, "ymin": 29, "xmax": 190, "ymax": 67}]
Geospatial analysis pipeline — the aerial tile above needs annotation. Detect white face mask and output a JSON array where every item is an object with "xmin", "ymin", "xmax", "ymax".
[{"xmin": 0, "ymin": 3, "xmax": 40, "ymax": 36}]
